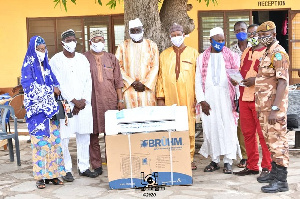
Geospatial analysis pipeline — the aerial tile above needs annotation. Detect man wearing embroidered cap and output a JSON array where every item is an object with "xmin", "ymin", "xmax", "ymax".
[
  {"xmin": 195, "ymin": 27, "xmax": 241, "ymax": 174},
  {"xmin": 50, "ymin": 29, "xmax": 98, "ymax": 181},
  {"xmin": 255, "ymin": 21, "xmax": 290, "ymax": 193},
  {"xmin": 115, "ymin": 18, "xmax": 159, "ymax": 108},
  {"xmin": 84, "ymin": 29, "xmax": 124, "ymax": 176},
  {"xmin": 156, "ymin": 23, "xmax": 199, "ymax": 170}
]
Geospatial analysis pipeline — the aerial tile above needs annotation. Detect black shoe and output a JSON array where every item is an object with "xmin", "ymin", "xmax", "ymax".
[
  {"xmin": 261, "ymin": 180, "xmax": 289, "ymax": 193},
  {"xmin": 79, "ymin": 169, "xmax": 98, "ymax": 178},
  {"xmin": 261, "ymin": 164, "xmax": 289, "ymax": 193},
  {"xmin": 62, "ymin": 172, "xmax": 74, "ymax": 182},
  {"xmin": 95, "ymin": 167, "xmax": 103, "ymax": 176},
  {"xmin": 257, "ymin": 162, "xmax": 276, "ymax": 183},
  {"xmin": 234, "ymin": 168, "xmax": 259, "ymax": 176},
  {"xmin": 258, "ymin": 168, "xmax": 270, "ymax": 178}
]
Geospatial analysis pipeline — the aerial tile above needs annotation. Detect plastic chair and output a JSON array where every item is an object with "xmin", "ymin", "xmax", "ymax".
[{"xmin": 0, "ymin": 105, "xmax": 21, "ymax": 166}]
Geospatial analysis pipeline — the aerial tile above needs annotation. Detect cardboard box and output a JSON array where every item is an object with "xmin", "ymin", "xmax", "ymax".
[
  {"xmin": 106, "ymin": 131, "xmax": 192, "ymax": 189},
  {"xmin": 105, "ymin": 106, "xmax": 189, "ymax": 135}
]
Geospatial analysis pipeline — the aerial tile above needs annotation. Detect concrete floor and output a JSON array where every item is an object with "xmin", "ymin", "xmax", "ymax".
[{"xmin": 0, "ymin": 131, "xmax": 299, "ymax": 199}]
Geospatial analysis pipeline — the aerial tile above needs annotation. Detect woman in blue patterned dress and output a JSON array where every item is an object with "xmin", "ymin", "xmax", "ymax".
[{"xmin": 21, "ymin": 36, "xmax": 66, "ymax": 189}]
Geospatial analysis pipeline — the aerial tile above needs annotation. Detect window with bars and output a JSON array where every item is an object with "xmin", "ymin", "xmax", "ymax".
[
  {"xmin": 27, "ymin": 15, "xmax": 124, "ymax": 58},
  {"xmin": 291, "ymin": 12, "xmax": 300, "ymax": 84},
  {"xmin": 198, "ymin": 11, "xmax": 250, "ymax": 52}
]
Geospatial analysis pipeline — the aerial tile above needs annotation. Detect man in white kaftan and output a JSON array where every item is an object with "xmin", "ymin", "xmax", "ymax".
[
  {"xmin": 50, "ymin": 29, "xmax": 97, "ymax": 181},
  {"xmin": 195, "ymin": 27, "xmax": 241, "ymax": 174}
]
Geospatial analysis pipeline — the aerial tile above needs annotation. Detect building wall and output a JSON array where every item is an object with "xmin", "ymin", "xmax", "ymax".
[
  {"xmin": 0, "ymin": 0, "xmax": 298, "ymax": 87},
  {"xmin": 0, "ymin": 0, "xmax": 123, "ymax": 87}
]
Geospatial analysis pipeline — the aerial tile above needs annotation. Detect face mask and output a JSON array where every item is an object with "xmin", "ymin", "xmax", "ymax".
[
  {"xmin": 171, "ymin": 35, "xmax": 185, "ymax": 47},
  {"xmin": 211, "ymin": 38, "xmax": 225, "ymax": 52},
  {"xmin": 235, "ymin": 32, "xmax": 248, "ymax": 41},
  {"xmin": 258, "ymin": 35, "xmax": 274, "ymax": 46},
  {"xmin": 247, "ymin": 37, "xmax": 259, "ymax": 47},
  {"xmin": 62, "ymin": 41, "xmax": 77, "ymax": 53},
  {"xmin": 36, "ymin": 51, "xmax": 46, "ymax": 62},
  {"xmin": 90, "ymin": 41, "xmax": 105, "ymax": 53},
  {"xmin": 130, "ymin": 32, "xmax": 144, "ymax": 42}
]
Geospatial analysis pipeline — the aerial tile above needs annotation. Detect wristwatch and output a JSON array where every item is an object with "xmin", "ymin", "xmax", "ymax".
[
  {"xmin": 271, "ymin": 105, "xmax": 280, "ymax": 111},
  {"xmin": 118, "ymin": 100, "xmax": 124, "ymax": 103}
]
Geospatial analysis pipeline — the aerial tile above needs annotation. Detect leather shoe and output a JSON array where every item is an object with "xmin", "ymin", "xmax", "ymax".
[
  {"xmin": 258, "ymin": 168, "xmax": 270, "ymax": 178},
  {"xmin": 233, "ymin": 168, "xmax": 259, "ymax": 176},
  {"xmin": 257, "ymin": 162, "xmax": 276, "ymax": 183},
  {"xmin": 95, "ymin": 167, "xmax": 103, "ymax": 176},
  {"xmin": 62, "ymin": 172, "xmax": 74, "ymax": 182},
  {"xmin": 79, "ymin": 169, "xmax": 98, "ymax": 178}
]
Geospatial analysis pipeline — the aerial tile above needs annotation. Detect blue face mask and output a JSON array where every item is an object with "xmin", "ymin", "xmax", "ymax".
[
  {"xmin": 236, "ymin": 32, "xmax": 248, "ymax": 41},
  {"xmin": 212, "ymin": 38, "xmax": 225, "ymax": 52}
]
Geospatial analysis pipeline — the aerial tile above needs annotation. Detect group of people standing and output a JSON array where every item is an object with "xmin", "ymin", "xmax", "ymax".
[{"xmin": 20, "ymin": 17, "xmax": 289, "ymax": 194}]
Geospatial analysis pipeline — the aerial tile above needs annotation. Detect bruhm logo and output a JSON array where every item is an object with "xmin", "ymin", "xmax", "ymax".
[{"xmin": 141, "ymin": 137, "xmax": 182, "ymax": 148}]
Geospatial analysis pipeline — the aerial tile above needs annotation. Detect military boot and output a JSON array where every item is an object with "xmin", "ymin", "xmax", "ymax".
[
  {"xmin": 261, "ymin": 164, "xmax": 289, "ymax": 193},
  {"xmin": 257, "ymin": 161, "xmax": 276, "ymax": 183}
]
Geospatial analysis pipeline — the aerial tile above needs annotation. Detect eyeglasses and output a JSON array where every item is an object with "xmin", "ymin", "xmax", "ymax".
[
  {"xmin": 247, "ymin": 31, "xmax": 257, "ymax": 36},
  {"xmin": 36, "ymin": 47, "xmax": 47, "ymax": 53}
]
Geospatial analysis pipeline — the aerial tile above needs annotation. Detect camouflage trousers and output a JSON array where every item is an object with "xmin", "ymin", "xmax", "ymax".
[{"xmin": 258, "ymin": 111, "xmax": 289, "ymax": 167}]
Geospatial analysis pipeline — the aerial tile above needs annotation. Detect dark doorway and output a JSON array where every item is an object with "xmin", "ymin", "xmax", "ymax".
[{"xmin": 252, "ymin": 10, "xmax": 289, "ymax": 53}]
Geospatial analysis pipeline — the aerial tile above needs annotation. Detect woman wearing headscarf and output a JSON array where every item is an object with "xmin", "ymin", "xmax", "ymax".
[{"xmin": 21, "ymin": 36, "xmax": 66, "ymax": 189}]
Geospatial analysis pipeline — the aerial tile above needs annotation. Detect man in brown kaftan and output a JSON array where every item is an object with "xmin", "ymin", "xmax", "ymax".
[{"xmin": 84, "ymin": 29, "xmax": 124, "ymax": 176}]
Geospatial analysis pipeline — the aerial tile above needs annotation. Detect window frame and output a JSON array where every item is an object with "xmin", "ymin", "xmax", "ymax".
[
  {"xmin": 26, "ymin": 14, "xmax": 124, "ymax": 57},
  {"xmin": 198, "ymin": 10, "xmax": 252, "ymax": 53},
  {"xmin": 197, "ymin": 8, "xmax": 298, "ymax": 85}
]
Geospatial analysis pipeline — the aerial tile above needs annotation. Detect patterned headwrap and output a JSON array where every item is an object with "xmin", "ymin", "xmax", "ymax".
[
  {"xmin": 35, "ymin": 36, "xmax": 45, "ymax": 47},
  {"xmin": 21, "ymin": 36, "xmax": 59, "ymax": 137},
  {"xmin": 61, "ymin": 29, "xmax": 75, "ymax": 40}
]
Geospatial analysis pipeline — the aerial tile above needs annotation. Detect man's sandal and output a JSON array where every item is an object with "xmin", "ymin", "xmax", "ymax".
[
  {"xmin": 191, "ymin": 162, "xmax": 197, "ymax": 170},
  {"xmin": 237, "ymin": 159, "xmax": 247, "ymax": 168},
  {"xmin": 223, "ymin": 163, "xmax": 233, "ymax": 174},
  {"xmin": 36, "ymin": 179, "xmax": 46, "ymax": 189},
  {"xmin": 45, "ymin": 178, "xmax": 64, "ymax": 185},
  {"xmin": 204, "ymin": 161, "xmax": 220, "ymax": 172}
]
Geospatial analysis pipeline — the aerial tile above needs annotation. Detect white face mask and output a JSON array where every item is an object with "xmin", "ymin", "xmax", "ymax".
[
  {"xmin": 90, "ymin": 41, "xmax": 105, "ymax": 53},
  {"xmin": 171, "ymin": 35, "xmax": 185, "ymax": 47},
  {"xmin": 130, "ymin": 32, "xmax": 144, "ymax": 42},
  {"xmin": 62, "ymin": 41, "xmax": 77, "ymax": 53},
  {"xmin": 36, "ymin": 51, "xmax": 46, "ymax": 62}
]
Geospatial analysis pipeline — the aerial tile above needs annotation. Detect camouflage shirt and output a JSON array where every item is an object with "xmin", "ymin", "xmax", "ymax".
[{"xmin": 255, "ymin": 41, "xmax": 289, "ymax": 112}]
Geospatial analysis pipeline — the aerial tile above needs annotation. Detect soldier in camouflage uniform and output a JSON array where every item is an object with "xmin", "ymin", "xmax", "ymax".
[{"xmin": 255, "ymin": 21, "xmax": 289, "ymax": 193}]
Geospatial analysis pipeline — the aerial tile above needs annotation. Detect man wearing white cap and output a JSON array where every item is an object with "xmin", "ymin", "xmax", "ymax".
[
  {"xmin": 115, "ymin": 18, "xmax": 159, "ymax": 108},
  {"xmin": 195, "ymin": 27, "xmax": 241, "ymax": 174},
  {"xmin": 50, "ymin": 29, "xmax": 97, "ymax": 181}
]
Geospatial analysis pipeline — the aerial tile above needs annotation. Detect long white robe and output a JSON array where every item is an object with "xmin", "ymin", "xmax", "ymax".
[
  {"xmin": 195, "ymin": 53, "xmax": 241, "ymax": 161},
  {"xmin": 50, "ymin": 52, "xmax": 93, "ymax": 138}
]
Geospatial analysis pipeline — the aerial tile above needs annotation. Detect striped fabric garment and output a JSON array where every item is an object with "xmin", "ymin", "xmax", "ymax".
[{"xmin": 115, "ymin": 39, "xmax": 159, "ymax": 109}]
